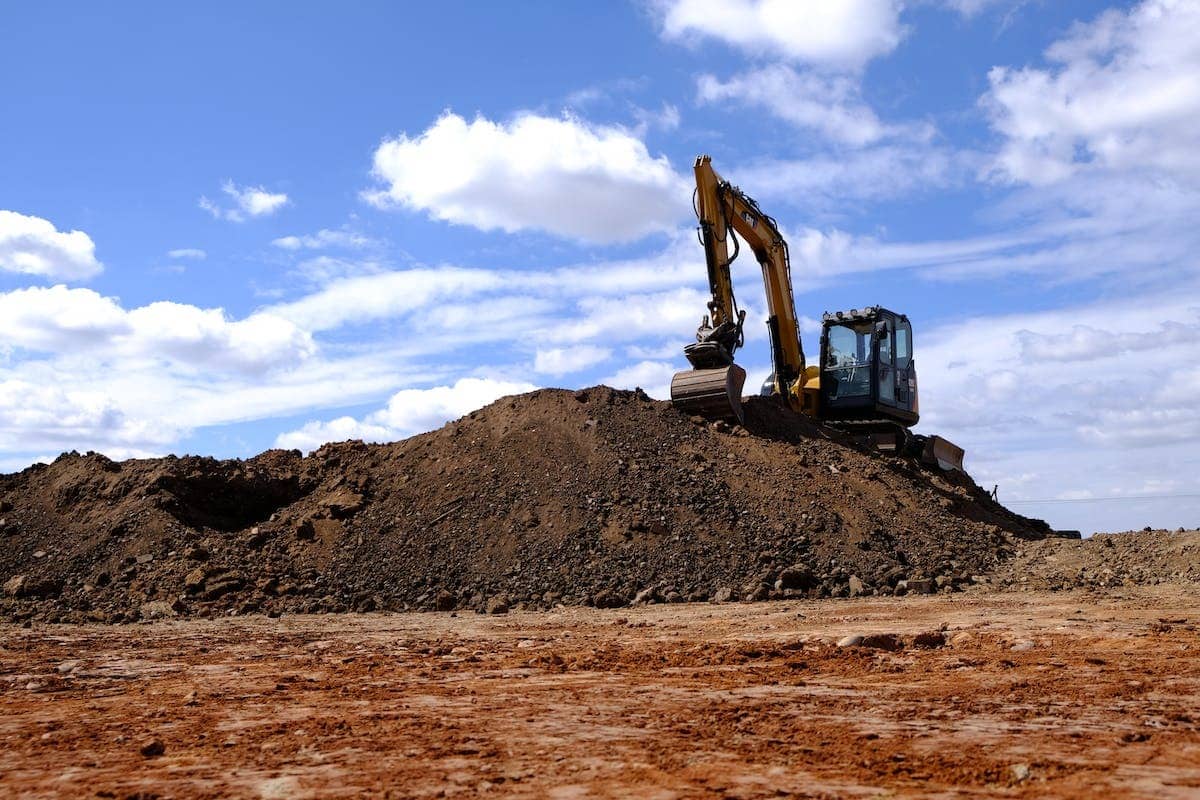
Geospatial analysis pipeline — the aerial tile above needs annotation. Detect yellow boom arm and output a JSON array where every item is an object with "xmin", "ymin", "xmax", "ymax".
[{"xmin": 691, "ymin": 155, "xmax": 807, "ymax": 408}]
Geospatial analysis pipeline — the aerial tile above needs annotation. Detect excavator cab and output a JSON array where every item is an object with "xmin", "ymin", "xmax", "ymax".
[{"xmin": 819, "ymin": 307, "xmax": 919, "ymax": 427}]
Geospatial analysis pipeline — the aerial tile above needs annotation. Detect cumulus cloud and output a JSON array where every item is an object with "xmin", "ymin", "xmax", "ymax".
[
  {"xmin": 274, "ymin": 377, "xmax": 537, "ymax": 452},
  {"xmin": 601, "ymin": 360, "xmax": 677, "ymax": 400},
  {"xmin": 0, "ymin": 284, "xmax": 315, "ymax": 374},
  {"xmin": 365, "ymin": 111, "xmax": 688, "ymax": 243},
  {"xmin": 914, "ymin": 297, "xmax": 1200, "ymax": 531},
  {"xmin": 533, "ymin": 345, "xmax": 612, "ymax": 376},
  {"xmin": 200, "ymin": 180, "xmax": 289, "ymax": 222},
  {"xmin": 984, "ymin": 0, "xmax": 1200, "ymax": 185},
  {"xmin": 0, "ymin": 210, "xmax": 103, "ymax": 280},
  {"xmin": 656, "ymin": 0, "xmax": 904, "ymax": 70},
  {"xmin": 0, "ymin": 379, "xmax": 180, "ymax": 455}
]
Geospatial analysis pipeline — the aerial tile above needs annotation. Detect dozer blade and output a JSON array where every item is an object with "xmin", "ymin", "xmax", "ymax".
[
  {"xmin": 670, "ymin": 364, "xmax": 747, "ymax": 424},
  {"xmin": 920, "ymin": 435, "xmax": 965, "ymax": 472}
]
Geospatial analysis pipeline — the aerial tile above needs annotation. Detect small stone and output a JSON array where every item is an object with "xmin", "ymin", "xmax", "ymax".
[
  {"xmin": 139, "ymin": 601, "xmax": 177, "ymax": 620},
  {"xmin": 136, "ymin": 554, "xmax": 154, "ymax": 565},
  {"xmin": 592, "ymin": 589, "xmax": 625, "ymax": 609},
  {"xmin": 56, "ymin": 659, "xmax": 82, "ymax": 674},
  {"xmin": 837, "ymin": 635, "xmax": 864, "ymax": 648},
  {"xmin": 32, "ymin": 550, "xmax": 46, "ymax": 559},
  {"xmin": 777, "ymin": 566, "xmax": 814, "ymax": 591},
  {"xmin": 184, "ymin": 568, "xmax": 206, "ymax": 591},
  {"xmin": 848, "ymin": 575, "xmax": 866, "ymax": 597},
  {"xmin": 633, "ymin": 588, "xmax": 656, "ymax": 605},
  {"xmin": 712, "ymin": 586, "xmax": 735, "ymax": 603},
  {"xmin": 3, "ymin": 574, "xmax": 27, "ymax": 598},
  {"xmin": 140, "ymin": 738, "xmax": 165, "ymax": 758},
  {"xmin": 904, "ymin": 578, "xmax": 934, "ymax": 595},
  {"xmin": 434, "ymin": 589, "xmax": 456, "ymax": 611},
  {"xmin": 1010, "ymin": 764, "xmax": 1030, "ymax": 782},
  {"xmin": 1010, "ymin": 639, "xmax": 1035, "ymax": 652},
  {"xmin": 485, "ymin": 595, "xmax": 510, "ymax": 615}
]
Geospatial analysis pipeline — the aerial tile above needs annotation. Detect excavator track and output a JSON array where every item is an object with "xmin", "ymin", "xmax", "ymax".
[{"xmin": 670, "ymin": 365, "xmax": 747, "ymax": 424}]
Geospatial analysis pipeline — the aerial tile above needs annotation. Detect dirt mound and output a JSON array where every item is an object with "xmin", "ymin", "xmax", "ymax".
[
  {"xmin": 0, "ymin": 386, "xmax": 1051, "ymax": 623},
  {"xmin": 988, "ymin": 528, "xmax": 1200, "ymax": 591}
]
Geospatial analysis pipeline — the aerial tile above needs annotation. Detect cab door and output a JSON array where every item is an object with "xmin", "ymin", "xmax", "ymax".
[
  {"xmin": 892, "ymin": 318, "xmax": 914, "ymax": 413},
  {"xmin": 875, "ymin": 317, "xmax": 896, "ymax": 406}
]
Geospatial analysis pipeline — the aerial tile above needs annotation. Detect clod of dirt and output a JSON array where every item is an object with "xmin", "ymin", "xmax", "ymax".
[
  {"xmin": 0, "ymin": 386, "xmax": 1086, "ymax": 623},
  {"xmin": 139, "ymin": 739, "xmax": 165, "ymax": 758}
]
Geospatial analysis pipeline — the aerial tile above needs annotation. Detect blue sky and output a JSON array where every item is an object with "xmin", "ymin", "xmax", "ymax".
[{"xmin": 2, "ymin": 0, "xmax": 1198, "ymax": 534}]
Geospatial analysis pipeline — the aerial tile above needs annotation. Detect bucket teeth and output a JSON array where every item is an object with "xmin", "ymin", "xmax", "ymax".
[{"xmin": 670, "ymin": 365, "xmax": 747, "ymax": 424}]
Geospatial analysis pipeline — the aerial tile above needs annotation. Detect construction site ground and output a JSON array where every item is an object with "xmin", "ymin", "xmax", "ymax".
[{"xmin": 3, "ymin": 585, "xmax": 1199, "ymax": 799}]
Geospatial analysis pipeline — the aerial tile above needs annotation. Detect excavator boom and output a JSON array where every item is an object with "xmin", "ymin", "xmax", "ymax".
[{"xmin": 670, "ymin": 155, "xmax": 809, "ymax": 422}]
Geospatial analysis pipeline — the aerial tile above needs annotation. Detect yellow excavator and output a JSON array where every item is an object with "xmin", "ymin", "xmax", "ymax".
[{"xmin": 670, "ymin": 155, "xmax": 964, "ymax": 472}]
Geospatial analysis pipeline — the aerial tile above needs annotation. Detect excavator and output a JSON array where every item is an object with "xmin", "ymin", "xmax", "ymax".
[{"xmin": 670, "ymin": 155, "xmax": 964, "ymax": 472}]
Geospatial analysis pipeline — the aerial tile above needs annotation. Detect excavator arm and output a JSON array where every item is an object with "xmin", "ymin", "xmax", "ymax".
[{"xmin": 671, "ymin": 155, "xmax": 810, "ymax": 421}]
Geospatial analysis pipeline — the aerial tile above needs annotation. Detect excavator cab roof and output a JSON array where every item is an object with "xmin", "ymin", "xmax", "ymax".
[{"xmin": 821, "ymin": 306, "xmax": 908, "ymax": 327}]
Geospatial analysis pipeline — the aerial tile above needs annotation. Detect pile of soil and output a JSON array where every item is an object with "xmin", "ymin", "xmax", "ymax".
[
  {"xmin": 0, "ymin": 386, "xmax": 1051, "ymax": 623},
  {"xmin": 988, "ymin": 528, "xmax": 1200, "ymax": 591}
]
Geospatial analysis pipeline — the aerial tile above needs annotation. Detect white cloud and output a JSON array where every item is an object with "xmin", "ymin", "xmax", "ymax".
[
  {"xmin": 941, "ymin": 0, "xmax": 1010, "ymax": 17},
  {"xmin": 0, "ymin": 210, "xmax": 102, "ymax": 280},
  {"xmin": 632, "ymin": 102, "xmax": 681, "ymax": 134},
  {"xmin": 914, "ymin": 296, "xmax": 1200, "ymax": 532},
  {"xmin": 167, "ymin": 248, "xmax": 206, "ymax": 260},
  {"xmin": 601, "ymin": 360, "xmax": 677, "ymax": 400},
  {"xmin": 274, "ymin": 377, "xmax": 537, "ymax": 451},
  {"xmin": 0, "ymin": 379, "xmax": 180, "ymax": 456},
  {"xmin": 698, "ymin": 65, "xmax": 903, "ymax": 146},
  {"xmin": 533, "ymin": 345, "xmax": 612, "ymax": 377},
  {"xmin": 733, "ymin": 145, "xmax": 972, "ymax": 210},
  {"xmin": 984, "ymin": 0, "xmax": 1200, "ymax": 185},
  {"xmin": 266, "ymin": 266, "xmax": 504, "ymax": 332},
  {"xmin": 656, "ymin": 0, "xmax": 904, "ymax": 70},
  {"xmin": 1016, "ymin": 320, "xmax": 1200, "ymax": 363},
  {"xmin": 271, "ymin": 229, "xmax": 375, "ymax": 251},
  {"xmin": 365, "ymin": 111, "xmax": 688, "ymax": 243},
  {"xmin": 0, "ymin": 284, "xmax": 315, "ymax": 374},
  {"xmin": 200, "ymin": 180, "xmax": 289, "ymax": 222}
]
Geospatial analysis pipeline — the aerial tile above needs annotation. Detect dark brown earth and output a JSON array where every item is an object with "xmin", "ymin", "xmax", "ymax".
[
  {"xmin": 0, "ymin": 387, "xmax": 1051, "ymax": 624},
  {"xmin": 2, "ymin": 589, "xmax": 1198, "ymax": 799},
  {"xmin": 990, "ymin": 528, "xmax": 1200, "ymax": 590}
]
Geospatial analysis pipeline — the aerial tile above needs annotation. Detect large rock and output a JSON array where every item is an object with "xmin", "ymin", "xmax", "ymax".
[
  {"xmin": 3, "ymin": 575, "xmax": 27, "ymax": 598},
  {"xmin": 592, "ymin": 589, "xmax": 626, "ymax": 609}
]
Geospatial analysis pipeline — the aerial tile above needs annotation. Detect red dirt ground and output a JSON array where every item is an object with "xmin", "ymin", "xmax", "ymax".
[{"xmin": 2, "ymin": 587, "xmax": 1198, "ymax": 799}]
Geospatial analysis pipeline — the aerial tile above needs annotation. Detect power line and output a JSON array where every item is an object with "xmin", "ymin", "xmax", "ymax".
[{"xmin": 1005, "ymin": 492, "xmax": 1200, "ymax": 505}]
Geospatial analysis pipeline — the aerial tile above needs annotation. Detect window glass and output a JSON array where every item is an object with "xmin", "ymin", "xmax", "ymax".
[
  {"xmin": 878, "ymin": 322, "xmax": 894, "ymax": 403},
  {"xmin": 825, "ymin": 323, "xmax": 871, "ymax": 398},
  {"xmin": 896, "ymin": 322, "xmax": 911, "ymax": 367}
]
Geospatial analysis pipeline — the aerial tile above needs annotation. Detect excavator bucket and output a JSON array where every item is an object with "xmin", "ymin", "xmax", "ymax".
[
  {"xmin": 920, "ymin": 435, "xmax": 965, "ymax": 472},
  {"xmin": 670, "ymin": 365, "xmax": 747, "ymax": 425}
]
